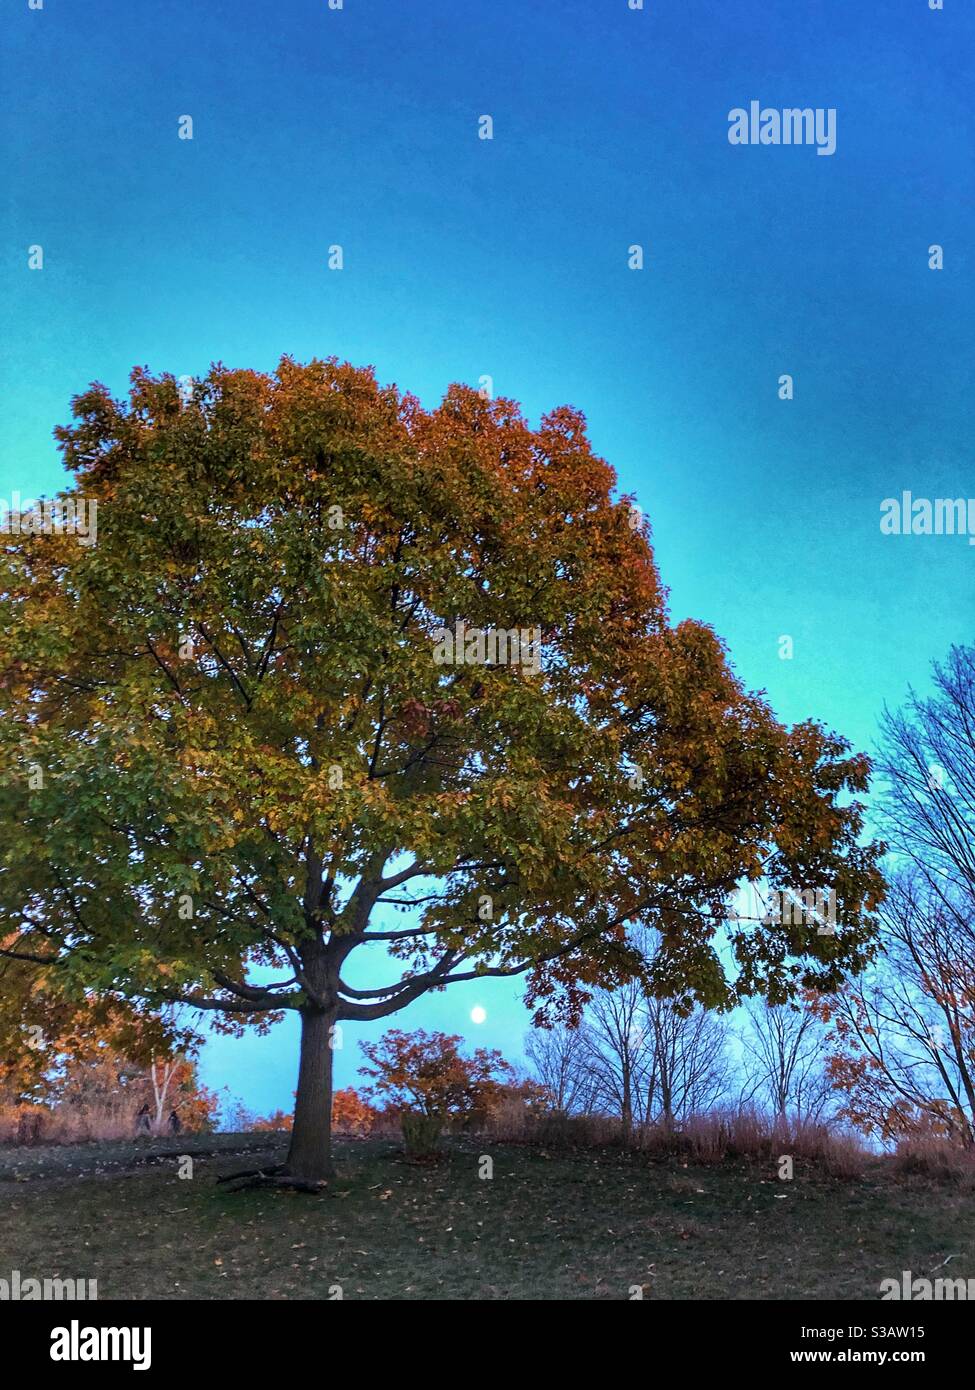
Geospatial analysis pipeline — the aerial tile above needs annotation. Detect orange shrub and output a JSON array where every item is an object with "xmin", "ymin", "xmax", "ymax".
[{"xmin": 332, "ymin": 1087, "xmax": 378, "ymax": 1135}]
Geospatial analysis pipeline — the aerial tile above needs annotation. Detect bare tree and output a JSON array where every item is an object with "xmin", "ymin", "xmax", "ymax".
[
  {"xmin": 523, "ymin": 1024, "xmax": 593, "ymax": 1113},
  {"xmin": 740, "ymin": 998, "xmax": 833, "ymax": 1125},
  {"xmin": 823, "ymin": 645, "xmax": 975, "ymax": 1146},
  {"xmin": 644, "ymin": 997, "xmax": 731, "ymax": 1125},
  {"xmin": 572, "ymin": 927, "xmax": 731, "ymax": 1133},
  {"xmin": 878, "ymin": 643, "xmax": 975, "ymax": 896},
  {"xmin": 579, "ymin": 977, "xmax": 652, "ymax": 1141},
  {"xmin": 827, "ymin": 873, "xmax": 975, "ymax": 1145}
]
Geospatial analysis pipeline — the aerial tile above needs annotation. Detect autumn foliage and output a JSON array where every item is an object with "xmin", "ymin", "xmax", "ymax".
[
  {"xmin": 331, "ymin": 1087, "xmax": 378, "ymax": 1135},
  {"xmin": 0, "ymin": 1040, "xmax": 217, "ymax": 1145},
  {"xmin": 359, "ymin": 1029, "xmax": 513, "ymax": 1122},
  {"xmin": 0, "ymin": 356, "xmax": 885, "ymax": 1180}
]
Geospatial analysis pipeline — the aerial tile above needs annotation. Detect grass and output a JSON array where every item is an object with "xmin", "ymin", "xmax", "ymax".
[{"xmin": 1, "ymin": 1134, "xmax": 972, "ymax": 1300}]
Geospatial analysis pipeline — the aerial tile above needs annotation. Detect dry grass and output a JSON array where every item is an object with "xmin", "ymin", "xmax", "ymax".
[
  {"xmin": 480, "ymin": 1103, "xmax": 870, "ymax": 1179},
  {"xmin": 891, "ymin": 1137, "xmax": 975, "ymax": 1186},
  {"xmin": 6, "ymin": 1095, "xmax": 973, "ymax": 1192},
  {"xmin": 655, "ymin": 1110, "xmax": 868, "ymax": 1180},
  {"xmin": 0, "ymin": 1101, "xmax": 208, "ymax": 1146}
]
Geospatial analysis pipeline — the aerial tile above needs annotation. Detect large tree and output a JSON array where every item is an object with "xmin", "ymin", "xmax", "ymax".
[{"xmin": 0, "ymin": 358, "xmax": 884, "ymax": 1184}]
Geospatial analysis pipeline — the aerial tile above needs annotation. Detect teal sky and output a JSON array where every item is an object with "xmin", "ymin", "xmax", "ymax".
[{"xmin": 2, "ymin": 0, "xmax": 972, "ymax": 1116}]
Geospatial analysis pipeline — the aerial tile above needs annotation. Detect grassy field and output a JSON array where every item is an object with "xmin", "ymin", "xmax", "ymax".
[{"xmin": 1, "ymin": 1135, "xmax": 972, "ymax": 1300}]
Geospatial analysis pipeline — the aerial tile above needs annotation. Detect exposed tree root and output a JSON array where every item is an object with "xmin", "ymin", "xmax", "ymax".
[
  {"xmin": 216, "ymin": 1162, "xmax": 286, "ymax": 1184},
  {"xmin": 216, "ymin": 1163, "xmax": 328, "ymax": 1193}
]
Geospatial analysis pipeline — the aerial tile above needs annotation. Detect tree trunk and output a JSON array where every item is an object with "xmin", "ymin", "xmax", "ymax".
[
  {"xmin": 621, "ymin": 1066, "xmax": 632, "ymax": 1146},
  {"xmin": 150, "ymin": 1056, "xmax": 176, "ymax": 1136},
  {"xmin": 285, "ymin": 1006, "xmax": 337, "ymax": 1183},
  {"xmin": 660, "ymin": 1072, "xmax": 673, "ymax": 1129}
]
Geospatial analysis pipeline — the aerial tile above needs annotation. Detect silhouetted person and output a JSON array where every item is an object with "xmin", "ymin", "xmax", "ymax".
[
  {"xmin": 135, "ymin": 1104, "xmax": 152, "ymax": 1135},
  {"xmin": 167, "ymin": 1109, "xmax": 182, "ymax": 1135},
  {"xmin": 17, "ymin": 1110, "xmax": 44, "ymax": 1146}
]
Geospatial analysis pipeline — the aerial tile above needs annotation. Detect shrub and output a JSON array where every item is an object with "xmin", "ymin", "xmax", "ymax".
[
  {"xmin": 401, "ymin": 1109, "xmax": 445, "ymax": 1158},
  {"xmin": 359, "ymin": 1029, "xmax": 514, "ymax": 1124},
  {"xmin": 530, "ymin": 1110, "xmax": 622, "ymax": 1148}
]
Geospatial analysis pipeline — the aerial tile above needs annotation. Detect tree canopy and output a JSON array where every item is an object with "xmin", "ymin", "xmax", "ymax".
[{"xmin": 0, "ymin": 357, "xmax": 885, "ymax": 1180}]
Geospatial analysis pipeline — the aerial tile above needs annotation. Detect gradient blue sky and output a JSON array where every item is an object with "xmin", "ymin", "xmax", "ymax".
[{"xmin": 3, "ymin": 0, "xmax": 972, "ymax": 1116}]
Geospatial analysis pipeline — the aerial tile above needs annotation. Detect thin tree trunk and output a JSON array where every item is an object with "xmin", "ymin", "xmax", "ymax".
[
  {"xmin": 285, "ymin": 1006, "xmax": 337, "ymax": 1183},
  {"xmin": 660, "ymin": 1072, "xmax": 673, "ymax": 1129},
  {"xmin": 150, "ymin": 1056, "xmax": 177, "ymax": 1135}
]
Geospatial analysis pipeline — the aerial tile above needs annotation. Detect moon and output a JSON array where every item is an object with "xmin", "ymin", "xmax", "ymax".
[{"xmin": 470, "ymin": 1005, "xmax": 487, "ymax": 1025}]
